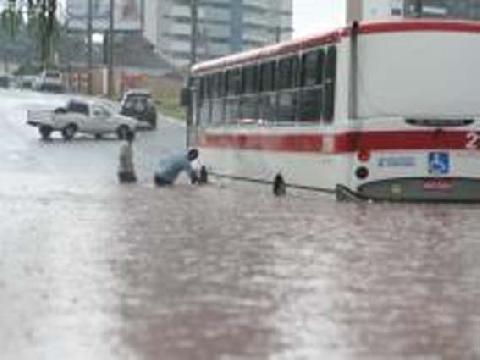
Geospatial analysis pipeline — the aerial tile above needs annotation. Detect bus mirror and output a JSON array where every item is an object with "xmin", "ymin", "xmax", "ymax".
[{"xmin": 180, "ymin": 87, "xmax": 191, "ymax": 107}]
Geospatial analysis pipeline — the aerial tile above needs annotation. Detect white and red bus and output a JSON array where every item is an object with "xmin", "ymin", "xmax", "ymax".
[{"xmin": 185, "ymin": 20, "xmax": 480, "ymax": 202}]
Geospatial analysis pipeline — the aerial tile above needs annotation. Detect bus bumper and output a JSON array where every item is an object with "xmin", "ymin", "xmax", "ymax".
[{"xmin": 348, "ymin": 178, "xmax": 480, "ymax": 203}]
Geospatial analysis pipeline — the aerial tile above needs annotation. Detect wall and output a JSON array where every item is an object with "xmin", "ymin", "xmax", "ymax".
[{"xmin": 347, "ymin": 0, "xmax": 404, "ymax": 22}]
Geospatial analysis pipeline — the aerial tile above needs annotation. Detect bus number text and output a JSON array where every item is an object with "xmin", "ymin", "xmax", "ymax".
[{"xmin": 466, "ymin": 132, "xmax": 480, "ymax": 150}]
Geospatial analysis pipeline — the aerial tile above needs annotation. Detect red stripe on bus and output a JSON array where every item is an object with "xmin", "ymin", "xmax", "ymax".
[
  {"xmin": 360, "ymin": 20, "xmax": 480, "ymax": 35},
  {"xmin": 199, "ymin": 133, "xmax": 324, "ymax": 152},
  {"xmin": 199, "ymin": 131, "xmax": 472, "ymax": 153}
]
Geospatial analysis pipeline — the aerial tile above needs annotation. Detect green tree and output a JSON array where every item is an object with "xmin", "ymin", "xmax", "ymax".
[{"xmin": 1, "ymin": 0, "xmax": 58, "ymax": 68}]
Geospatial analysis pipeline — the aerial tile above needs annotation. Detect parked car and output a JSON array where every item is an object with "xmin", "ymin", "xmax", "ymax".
[
  {"xmin": 19, "ymin": 76, "xmax": 36, "ymax": 89},
  {"xmin": 34, "ymin": 70, "xmax": 64, "ymax": 93},
  {"xmin": 27, "ymin": 98, "xmax": 139, "ymax": 140},
  {"xmin": 120, "ymin": 89, "xmax": 157, "ymax": 129},
  {"xmin": 0, "ymin": 75, "xmax": 10, "ymax": 88}
]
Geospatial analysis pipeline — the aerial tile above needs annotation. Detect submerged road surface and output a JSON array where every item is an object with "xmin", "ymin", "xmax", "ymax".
[{"xmin": 1, "ymin": 89, "xmax": 480, "ymax": 360}]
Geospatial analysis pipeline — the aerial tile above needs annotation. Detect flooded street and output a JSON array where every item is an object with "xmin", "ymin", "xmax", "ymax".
[{"xmin": 1, "ymin": 89, "xmax": 480, "ymax": 359}]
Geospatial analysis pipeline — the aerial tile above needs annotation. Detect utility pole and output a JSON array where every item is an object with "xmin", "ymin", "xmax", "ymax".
[
  {"xmin": 108, "ymin": 0, "xmax": 115, "ymax": 97},
  {"xmin": 190, "ymin": 0, "xmax": 198, "ymax": 67},
  {"xmin": 87, "ymin": 0, "xmax": 93, "ymax": 94},
  {"xmin": 186, "ymin": 0, "xmax": 199, "ymax": 146}
]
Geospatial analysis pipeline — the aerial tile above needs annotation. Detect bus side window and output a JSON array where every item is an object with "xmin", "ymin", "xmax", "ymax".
[
  {"xmin": 243, "ymin": 65, "xmax": 258, "ymax": 95},
  {"xmin": 226, "ymin": 98, "xmax": 239, "ymax": 124},
  {"xmin": 219, "ymin": 72, "xmax": 226, "ymax": 98},
  {"xmin": 299, "ymin": 49, "xmax": 325, "ymax": 122},
  {"xmin": 198, "ymin": 77, "xmax": 205, "ymax": 103},
  {"xmin": 260, "ymin": 61, "xmax": 275, "ymax": 93},
  {"xmin": 226, "ymin": 70, "xmax": 234, "ymax": 96},
  {"xmin": 276, "ymin": 55, "xmax": 299, "ymax": 89},
  {"xmin": 277, "ymin": 56, "xmax": 298, "ymax": 123},
  {"xmin": 240, "ymin": 65, "xmax": 259, "ymax": 122},
  {"xmin": 324, "ymin": 46, "xmax": 337, "ymax": 123},
  {"xmin": 227, "ymin": 68, "xmax": 242, "ymax": 96},
  {"xmin": 259, "ymin": 61, "xmax": 276, "ymax": 123},
  {"xmin": 206, "ymin": 75, "xmax": 213, "ymax": 100},
  {"xmin": 277, "ymin": 57, "xmax": 291, "ymax": 90},
  {"xmin": 200, "ymin": 75, "xmax": 212, "ymax": 126},
  {"xmin": 301, "ymin": 49, "xmax": 324, "ymax": 87},
  {"xmin": 210, "ymin": 72, "xmax": 224, "ymax": 125}
]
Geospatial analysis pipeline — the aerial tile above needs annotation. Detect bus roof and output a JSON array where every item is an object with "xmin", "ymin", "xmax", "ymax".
[{"xmin": 192, "ymin": 20, "xmax": 480, "ymax": 75}]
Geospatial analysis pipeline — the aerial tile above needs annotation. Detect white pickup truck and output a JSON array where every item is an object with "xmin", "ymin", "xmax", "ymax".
[{"xmin": 27, "ymin": 98, "xmax": 139, "ymax": 140}]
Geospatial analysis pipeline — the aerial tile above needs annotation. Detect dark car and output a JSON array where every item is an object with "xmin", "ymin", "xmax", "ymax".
[
  {"xmin": 120, "ymin": 89, "xmax": 157, "ymax": 130},
  {"xmin": 0, "ymin": 76, "xmax": 10, "ymax": 88}
]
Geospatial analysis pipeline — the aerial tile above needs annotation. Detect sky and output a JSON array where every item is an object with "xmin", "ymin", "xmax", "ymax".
[{"xmin": 293, "ymin": 0, "xmax": 346, "ymax": 37}]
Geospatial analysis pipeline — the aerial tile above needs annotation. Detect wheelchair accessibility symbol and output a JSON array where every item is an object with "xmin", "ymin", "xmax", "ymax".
[{"xmin": 428, "ymin": 152, "xmax": 450, "ymax": 175}]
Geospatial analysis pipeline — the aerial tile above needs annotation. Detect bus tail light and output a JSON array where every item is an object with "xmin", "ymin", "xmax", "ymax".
[{"xmin": 357, "ymin": 149, "xmax": 371, "ymax": 162}]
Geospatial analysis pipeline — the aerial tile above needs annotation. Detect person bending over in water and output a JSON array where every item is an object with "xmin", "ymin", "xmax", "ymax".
[{"xmin": 154, "ymin": 148, "xmax": 201, "ymax": 186}]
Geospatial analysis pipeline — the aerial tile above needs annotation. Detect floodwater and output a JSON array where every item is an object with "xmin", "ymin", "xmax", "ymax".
[{"xmin": 1, "ymin": 90, "xmax": 480, "ymax": 360}]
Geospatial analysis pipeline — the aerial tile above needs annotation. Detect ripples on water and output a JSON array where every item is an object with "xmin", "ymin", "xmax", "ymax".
[{"xmin": 1, "ymin": 176, "xmax": 480, "ymax": 360}]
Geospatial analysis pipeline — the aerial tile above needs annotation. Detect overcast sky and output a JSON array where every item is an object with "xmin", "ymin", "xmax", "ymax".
[{"xmin": 293, "ymin": 0, "xmax": 346, "ymax": 37}]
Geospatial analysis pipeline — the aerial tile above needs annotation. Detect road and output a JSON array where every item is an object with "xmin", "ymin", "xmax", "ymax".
[{"xmin": 1, "ymin": 89, "xmax": 480, "ymax": 360}]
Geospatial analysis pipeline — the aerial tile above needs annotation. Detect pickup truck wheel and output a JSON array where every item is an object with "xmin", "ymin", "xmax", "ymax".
[
  {"xmin": 62, "ymin": 124, "xmax": 77, "ymax": 141},
  {"xmin": 39, "ymin": 126, "xmax": 52, "ymax": 140},
  {"xmin": 116, "ymin": 125, "xmax": 129, "ymax": 140}
]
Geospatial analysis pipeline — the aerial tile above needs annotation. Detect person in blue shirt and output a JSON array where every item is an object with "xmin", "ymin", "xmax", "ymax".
[{"xmin": 154, "ymin": 148, "xmax": 200, "ymax": 186}]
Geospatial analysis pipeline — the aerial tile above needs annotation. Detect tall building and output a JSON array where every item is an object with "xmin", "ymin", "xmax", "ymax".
[
  {"xmin": 347, "ymin": 0, "xmax": 480, "ymax": 22},
  {"xmin": 144, "ymin": 0, "xmax": 292, "ymax": 68}
]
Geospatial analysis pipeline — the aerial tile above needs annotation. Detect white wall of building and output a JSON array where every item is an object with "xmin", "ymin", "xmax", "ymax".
[
  {"xmin": 363, "ymin": 0, "xmax": 404, "ymax": 20},
  {"xmin": 347, "ymin": 0, "xmax": 404, "ymax": 22}
]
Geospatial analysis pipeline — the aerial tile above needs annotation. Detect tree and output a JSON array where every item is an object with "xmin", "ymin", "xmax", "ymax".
[{"xmin": 1, "ymin": 0, "xmax": 58, "ymax": 68}]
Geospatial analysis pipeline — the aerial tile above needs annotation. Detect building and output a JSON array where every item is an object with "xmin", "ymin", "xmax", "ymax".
[
  {"xmin": 347, "ymin": 0, "xmax": 480, "ymax": 22},
  {"xmin": 144, "ymin": 0, "xmax": 293, "ymax": 68},
  {"xmin": 404, "ymin": 0, "xmax": 480, "ymax": 19},
  {"xmin": 347, "ymin": 0, "xmax": 405, "ymax": 22}
]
